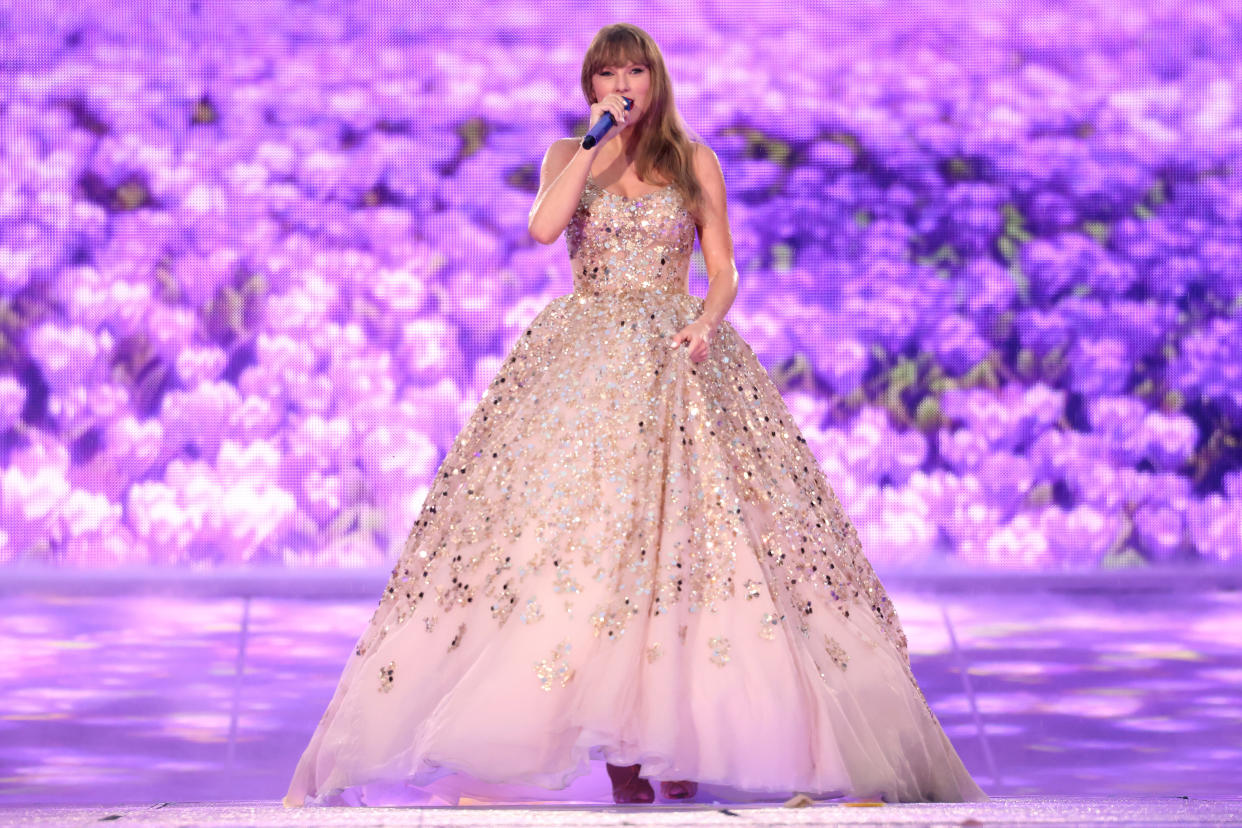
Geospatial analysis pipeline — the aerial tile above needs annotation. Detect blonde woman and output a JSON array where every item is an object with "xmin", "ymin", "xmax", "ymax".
[{"xmin": 284, "ymin": 23, "xmax": 988, "ymax": 808}]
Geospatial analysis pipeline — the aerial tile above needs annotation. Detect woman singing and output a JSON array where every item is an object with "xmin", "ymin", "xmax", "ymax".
[{"xmin": 284, "ymin": 22, "xmax": 987, "ymax": 808}]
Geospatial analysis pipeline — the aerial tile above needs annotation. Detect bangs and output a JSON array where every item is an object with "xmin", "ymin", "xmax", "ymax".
[{"xmin": 588, "ymin": 33, "xmax": 651, "ymax": 74}]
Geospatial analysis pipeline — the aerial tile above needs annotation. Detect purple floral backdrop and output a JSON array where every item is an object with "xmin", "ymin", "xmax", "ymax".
[{"xmin": 2, "ymin": 0, "xmax": 1240, "ymax": 569}]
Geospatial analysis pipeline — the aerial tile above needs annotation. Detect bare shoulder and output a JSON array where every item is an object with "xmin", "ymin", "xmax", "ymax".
[
  {"xmin": 690, "ymin": 141, "xmax": 726, "ymax": 203},
  {"xmin": 691, "ymin": 141, "xmax": 722, "ymax": 174},
  {"xmin": 534, "ymin": 138, "xmax": 585, "ymax": 199},
  {"xmin": 543, "ymin": 137, "xmax": 581, "ymax": 174},
  {"xmin": 552, "ymin": 136, "xmax": 581, "ymax": 156}
]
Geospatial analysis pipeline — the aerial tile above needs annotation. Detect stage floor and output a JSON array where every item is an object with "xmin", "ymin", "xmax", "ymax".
[
  {"xmin": 3, "ymin": 796, "xmax": 1242, "ymax": 827},
  {"xmin": 2, "ymin": 570, "xmax": 1241, "ymax": 815}
]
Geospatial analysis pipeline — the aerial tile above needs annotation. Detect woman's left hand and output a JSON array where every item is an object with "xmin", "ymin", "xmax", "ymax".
[{"xmin": 669, "ymin": 319, "xmax": 716, "ymax": 363}]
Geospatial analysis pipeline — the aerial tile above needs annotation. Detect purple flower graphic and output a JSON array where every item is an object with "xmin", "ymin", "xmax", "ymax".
[{"xmin": 2, "ymin": 0, "xmax": 1238, "ymax": 571}]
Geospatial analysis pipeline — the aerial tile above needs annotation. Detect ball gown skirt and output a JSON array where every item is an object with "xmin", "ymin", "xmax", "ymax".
[{"xmin": 283, "ymin": 171, "xmax": 988, "ymax": 807}]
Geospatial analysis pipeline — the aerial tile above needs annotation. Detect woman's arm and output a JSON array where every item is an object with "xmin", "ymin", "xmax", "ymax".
[
  {"xmin": 529, "ymin": 93, "xmax": 631, "ymax": 243},
  {"xmin": 669, "ymin": 142, "xmax": 740, "ymax": 363},
  {"xmin": 692, "ymin": 142, "xmax": 739, "ymax": 330},
  {"xmin": 527, "ymin": 138, "xmax": 598, "ymax": 244}
]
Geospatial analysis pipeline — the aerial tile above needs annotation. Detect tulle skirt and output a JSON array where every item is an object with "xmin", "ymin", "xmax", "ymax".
[{"xmin": 284, "ymin": 288, "xmax": 988, "ymax": 807}]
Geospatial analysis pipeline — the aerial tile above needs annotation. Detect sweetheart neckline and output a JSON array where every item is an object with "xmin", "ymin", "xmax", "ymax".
[{"xmin": 587, "ymin": 173, "xmax": 673, "ymax": 201}]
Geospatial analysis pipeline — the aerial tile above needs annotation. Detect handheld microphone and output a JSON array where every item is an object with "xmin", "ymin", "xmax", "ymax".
[{"xmin": 581, "ymin": 97, "xmax": 633, "ymax": 149}]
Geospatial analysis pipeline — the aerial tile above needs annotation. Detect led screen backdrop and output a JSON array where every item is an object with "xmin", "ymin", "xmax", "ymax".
[{"xmin": 1, "ymin": 0, "xmax": 1239, "ymax": 570}]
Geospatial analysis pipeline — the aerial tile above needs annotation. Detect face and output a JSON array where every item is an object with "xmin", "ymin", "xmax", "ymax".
[{"xmin": 591, "ymin": 59, "xmax": 653, "ymax": 128}]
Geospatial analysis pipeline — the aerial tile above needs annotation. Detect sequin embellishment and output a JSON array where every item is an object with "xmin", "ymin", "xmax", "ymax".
[
  {"xmin": 491, "ymin": 580, "xmax": 517, "ymax": 625},
  {"xmin": 535, "ymin": 639, "xmax": 575, "ymax": 691},
  {"xmin": 825, "ymin": 633, "xmax": 849, "ymax": 670},
  {"xmin": 520, "ymin": 598, "xmax": 543, "ymax": 624},
  {"xmin": 348, "ymin": 161, "xmax": 917, "ymax": 708},
  {"xmin": 448, "ymin": 622, "xmax": 465, "ymax": 653},
  {"xmin": 379, "ymin": 661, "xmax": 395, "ymax": 692}
]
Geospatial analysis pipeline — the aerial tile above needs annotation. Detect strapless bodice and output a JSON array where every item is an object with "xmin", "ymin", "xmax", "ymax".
[{"xmin": 565, "ymin": 174, "xmax": 697, "ymax": 297}]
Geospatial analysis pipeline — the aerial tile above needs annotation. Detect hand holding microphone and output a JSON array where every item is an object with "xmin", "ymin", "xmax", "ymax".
[{"xmin": 582, "ymin": 95, "xmax": 633, "ymax": 149}]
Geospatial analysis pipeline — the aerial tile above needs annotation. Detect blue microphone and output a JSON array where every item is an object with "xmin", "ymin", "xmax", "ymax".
[{"xmin": 581, "ymin": 96, "xmax": 633, "ymax": 149}]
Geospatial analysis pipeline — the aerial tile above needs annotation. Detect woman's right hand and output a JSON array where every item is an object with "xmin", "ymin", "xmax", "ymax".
[{"xmin": 587, "ymin": 93, "xmax": 630, "ymax": 148}]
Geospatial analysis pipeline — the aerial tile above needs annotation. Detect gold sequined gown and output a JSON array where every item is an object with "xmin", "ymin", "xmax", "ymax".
[{"xmin": 284, "ymin": 172, "xmax": 988, "ymax": 807}]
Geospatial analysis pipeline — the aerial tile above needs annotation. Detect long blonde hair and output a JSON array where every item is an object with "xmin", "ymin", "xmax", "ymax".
[{"xmin": 580, "ymin": 24, "xmax": 704, "ymax": 221}]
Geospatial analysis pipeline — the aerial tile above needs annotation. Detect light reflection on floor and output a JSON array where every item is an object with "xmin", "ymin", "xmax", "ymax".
[{"xmin": 1, "ymin": 576, "xmax": 1240, "ymax": 806}]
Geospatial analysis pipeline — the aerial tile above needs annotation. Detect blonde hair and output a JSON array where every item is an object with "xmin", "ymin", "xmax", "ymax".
[{"xmin": 580, "ymin": 23, "xmax": 704, "ymax": 221}]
